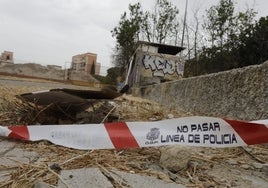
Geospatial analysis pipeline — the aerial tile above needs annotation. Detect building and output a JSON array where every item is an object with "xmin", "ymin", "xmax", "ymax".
[
  {"xmin": 0, "ymin": 51, "xmax": 14, "ymax": 64},
  {"xmin": 126, "ymin": 41, "xmax": 185, "ymax": 91},
  {"xmin": 71, "ymin": 52, "xmax": 101, "ymax": 75}
]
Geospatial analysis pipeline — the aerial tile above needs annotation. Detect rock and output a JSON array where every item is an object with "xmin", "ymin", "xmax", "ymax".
[
  {"xmin": 159, "ymin": 146, "xmax": 192, "ymax": 173},
  {"xmin": 219, "ymin": 178, "xmax": 227, "ymax": 184},
  {"xmin": 261, "ymin": 164, "xmax": 268, "ymax": 176},
  {"xmin": 227, "ymin": 159, "xmax": 238, "ymax": 165},
  {"xmin": 149, "ymin": 117, "xmax": 159, "ymax": 121},
  {"xmin": 57, "ymin": 168, "xmax": 113, "ymax": 188},
  {"xmin": 167, "ymin": 114, "xmax": 174, "ymax": 119},
  {"xmin": 252, "ymin": 162, "xmax": 263, "ymax": 169},
  {"xmin": 49, "ymin": 163, "xmax": 62, "ymax": 173},
  {"xmin": 33, "ymin": 181, "xmax": 51, "ymax": 188},
  {"xmin": 241, "ymin": 164, "xmax": 251, "ymax": 170}
]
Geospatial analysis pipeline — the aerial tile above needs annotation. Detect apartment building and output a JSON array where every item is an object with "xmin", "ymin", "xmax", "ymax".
[{"xmin": 71, "ymin": 52, "xmax": 100, "ymax": 75}]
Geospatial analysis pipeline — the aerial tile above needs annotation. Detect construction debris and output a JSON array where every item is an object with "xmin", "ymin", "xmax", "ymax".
[{"xmin": 0, "ymin": 80, "xmax": 268, "ymax": 188}]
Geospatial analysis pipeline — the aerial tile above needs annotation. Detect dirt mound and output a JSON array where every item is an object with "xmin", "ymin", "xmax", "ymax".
[{"xmin": 0, "ymin": 63, "xmax": 99, "ymax": 83}]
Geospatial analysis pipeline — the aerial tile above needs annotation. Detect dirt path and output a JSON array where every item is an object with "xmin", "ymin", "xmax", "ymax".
[{"xmin": 0, "ymin": 75, "xmax": 93, "ymax": 92}]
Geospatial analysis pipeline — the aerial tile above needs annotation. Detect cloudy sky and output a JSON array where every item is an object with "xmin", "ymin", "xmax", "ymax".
[{"xmin": 0, "ymin": 0, "xmax": 267, "ymax": 75}]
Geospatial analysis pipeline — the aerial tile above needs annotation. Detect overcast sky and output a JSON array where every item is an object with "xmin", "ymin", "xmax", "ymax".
[{"xmin": 0, "ymin": 0, "xmax": 267, "ymax": 75}]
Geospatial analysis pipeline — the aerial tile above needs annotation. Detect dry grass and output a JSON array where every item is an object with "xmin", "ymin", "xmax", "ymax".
[
  {"xmin": 0, "ymin": 83, "xmax": 190, "ymax": 187},
  {"xmin": 1, "ymin": 82, "xmax": 267, "ymax": 188}
]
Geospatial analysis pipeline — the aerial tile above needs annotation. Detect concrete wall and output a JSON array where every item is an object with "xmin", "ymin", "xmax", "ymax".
[{"xmin": 134, "ymin": 61, "xmax": 268, "ymax": 121}]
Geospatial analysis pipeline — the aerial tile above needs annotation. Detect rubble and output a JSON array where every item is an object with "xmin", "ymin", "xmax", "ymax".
[
  {"xmin": 159, "ymin": 146, "xmax": 192, "ymax": 172},
  {"xmin": 0, "ymin": 77, "xmax": 268, "ymax": 188}
]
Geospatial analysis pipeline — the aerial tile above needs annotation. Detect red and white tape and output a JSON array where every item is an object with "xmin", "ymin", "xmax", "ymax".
[{"xmin": 0, "ymin": 116, "xmax": 268, "ymax": 150}]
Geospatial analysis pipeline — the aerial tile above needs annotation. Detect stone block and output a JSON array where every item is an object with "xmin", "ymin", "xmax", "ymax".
[{"xmin": 57, "ymin": 168, "xmax": 113, "ymax": 188}]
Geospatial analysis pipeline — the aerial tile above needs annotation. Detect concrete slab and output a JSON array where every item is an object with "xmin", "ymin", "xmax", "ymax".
[
  {"xmin": 56, "ymin": 168, "xmax": 185, "ymax": 188},
  {"xmin": 112, "ymin": 170, "xmax": 185, "ymax": 188},
  {"xmin": 0, "ymin": 139, "xmax": 16, "ymax": 182},
  {"xmin": 0, "ymin": 139, "xmax": 41, "ymax": 182},
  {"xmin": 1, "ymin": 147, "xmax": 40, "ymax": 166},
  {"xmin": 57, "ymin": 168, "xmax": 113, "ymax": 188},
  {"xmin": 0, "ymin": 139, "xmax": 16, "ymax": 155}
]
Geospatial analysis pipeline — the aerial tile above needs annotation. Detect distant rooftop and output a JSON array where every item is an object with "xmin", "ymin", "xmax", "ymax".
[{"xmin": 73, "ymin": 52, "xmax": 97, "ymax": 57}]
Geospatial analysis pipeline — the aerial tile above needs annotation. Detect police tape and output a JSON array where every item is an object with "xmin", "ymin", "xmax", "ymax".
[{"xmin": 0, "ymin": 116, "xmax": 268, "ymax": 150}]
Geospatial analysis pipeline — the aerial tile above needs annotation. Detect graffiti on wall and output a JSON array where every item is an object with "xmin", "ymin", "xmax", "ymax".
[{"xmin": 142, "ymin": 54, "xmax": 184, "ymax": 77}]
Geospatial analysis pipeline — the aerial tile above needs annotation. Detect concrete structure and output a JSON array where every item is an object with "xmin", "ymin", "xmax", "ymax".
[
  {"xmin": 71, "ymin": 52, "xmax": 101, "ymax": 75},
  {"xmin": 128, "ymin": 41, "xmax": 184, "ymax": 90},
  {"xmin": 134, "ymin": 60, "xmax": 268, "ymax": 121},
  {"xmin": 0, "ymin": 51, "xmax": 14, "ymax": 64}
]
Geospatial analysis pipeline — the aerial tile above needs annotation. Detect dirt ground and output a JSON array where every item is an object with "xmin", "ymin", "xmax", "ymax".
[{"xmin": 0, "ymin": 75, "xmax": 267, "ymax": 188}]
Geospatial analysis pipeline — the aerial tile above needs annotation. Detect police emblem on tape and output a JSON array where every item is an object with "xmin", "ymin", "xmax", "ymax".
[{"xmin": 145, "ymin": 128, "xmax": 160, "ymax": 145}]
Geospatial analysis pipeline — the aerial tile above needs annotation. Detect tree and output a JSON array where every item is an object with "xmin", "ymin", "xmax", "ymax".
[
  {"xmin": 203, "ymin": 0, "xmax": 256, "ymax": 51},
  {"xmin": 230, "ymin": 7, "xmax": 256, "ymax": 50},
  {"xmin": 199, "ymin": 0, "xmax": 256, "ymax": 70},
  {"xmin": 236, "ymin": 16, "xmax": 268, "ymax": 67},
  {"xmin": 105, "ymin": 67, "xmax": 123, "ymax": 85},
  {"xmin": 184, "ymin": 0, "xmax": 258, "ymax": 77},
  {"xmin": 183, "ymin": 6, "xmax": 203, "ymax": 61},
  {"xmin": 141, "ymin": 0, "xmax": 179, "ymax": 44},
  {"xmin": 111, "ymin": 3, "xmax": 143, "ymax": 68},
  {"xmin": 203, "ymin": 0, "xmax": 235, "ymax": 50},
  {"xmin": 193, "ymin": 8, "xmax": 200, "ymax": 60}
]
